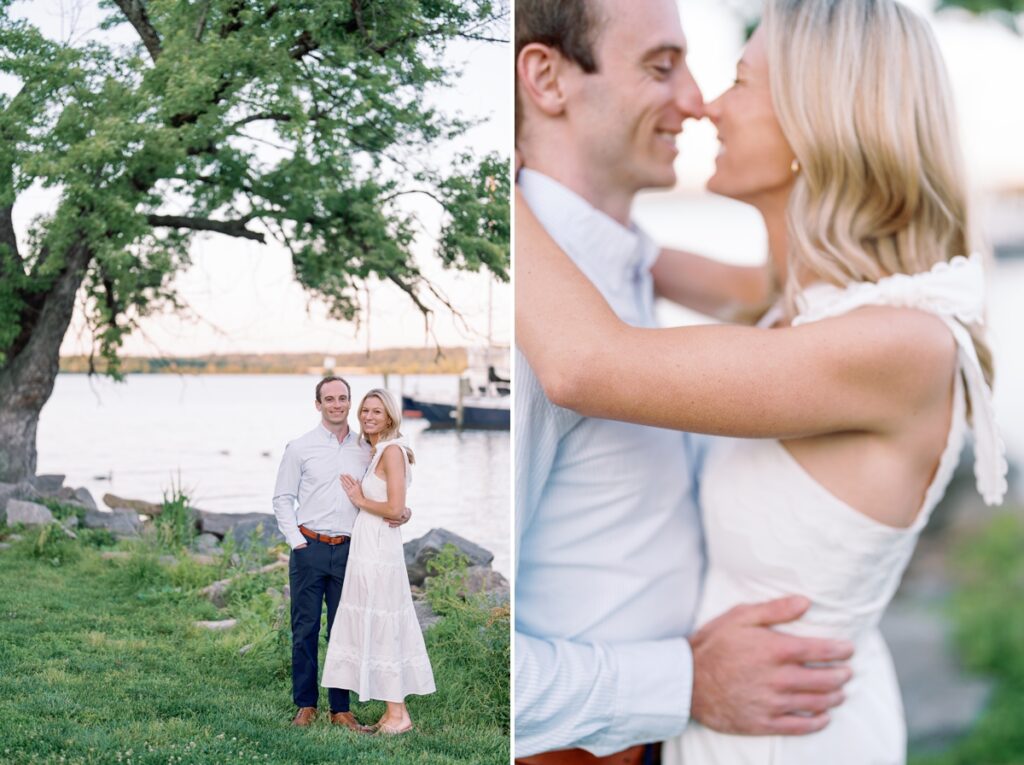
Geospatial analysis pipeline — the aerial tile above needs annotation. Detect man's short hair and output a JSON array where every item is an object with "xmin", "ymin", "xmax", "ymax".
[
  {"xmin": 515, "ymin": 0, "xmax": 603, "ymax": 135},
  {"xmin": 315, "ymin": 375, "xmax": 351, "ymax": 402},
  {"xmin": 515, "ymin": 0, "xmax": 602, "ymax": 73}
]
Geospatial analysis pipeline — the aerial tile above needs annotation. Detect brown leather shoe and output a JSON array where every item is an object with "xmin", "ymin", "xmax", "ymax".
[
  {"xmin": 291, "ymin": 706, "xmax": 317, "ymax": 726},
  {"xmin": 330, "ymin": 711, "xmax": 371, "ymax": 733}
]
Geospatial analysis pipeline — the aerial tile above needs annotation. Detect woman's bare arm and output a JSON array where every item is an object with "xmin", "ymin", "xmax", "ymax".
[
  {"xmin": 651, "ymin": 247, "xmax": 776, "ymax": 322},
  {"xmin": 514, "ymin": 188, "xmax": 954, "ymax": 439},
  {"xmin": 344, "ymin": 446, "xmax": 407, "ymax": 521}
]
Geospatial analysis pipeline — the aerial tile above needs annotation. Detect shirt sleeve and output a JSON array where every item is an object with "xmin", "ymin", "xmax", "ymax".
[
  {"xmin": 514, "ymin": 632, "xmax": 694, "ymax": 757},
  {"xmin": 272, "ymin": 442, "xmax": 306, "ymax": 549},
  {"xmin": 514, "ymin": 351, "xmax": 695, "ymax": 755}
]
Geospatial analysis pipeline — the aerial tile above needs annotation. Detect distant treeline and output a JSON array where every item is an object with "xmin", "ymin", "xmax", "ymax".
[{"xmin": 59, "ymin": 348, "xmax": 469, "ymax": 375}]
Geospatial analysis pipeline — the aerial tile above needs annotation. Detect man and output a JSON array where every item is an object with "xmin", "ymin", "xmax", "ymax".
[
  {"xmin": 272, "ymin": 376, "xmax": 409, "ymax": 730},
  {"xmin": 514, "ymin": 1, "xmax": 853, "ymax": 762}
]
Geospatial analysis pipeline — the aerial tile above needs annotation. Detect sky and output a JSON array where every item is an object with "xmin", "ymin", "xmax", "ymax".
[
  {"xmin": 4, "ymin": 1, "xmax": 511, "ymax": 357},
  {"xmin": 6, "ymin": 1, "xmax": 1022, "ymax": 358}
]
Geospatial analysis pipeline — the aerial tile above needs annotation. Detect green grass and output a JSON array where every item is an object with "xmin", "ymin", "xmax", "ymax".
[
  {"xmin": 0, "ymin": 524, "xmax": 509, "ymax": 765},
  {"xmin": 910, "ymin": 510, "xmax": 1024, "ymax": 765}
]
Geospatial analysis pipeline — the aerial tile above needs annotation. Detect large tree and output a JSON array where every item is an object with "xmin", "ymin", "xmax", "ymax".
[{"xmin": 0, "ymin": 0, "xmax": 510, "ymax": 483}]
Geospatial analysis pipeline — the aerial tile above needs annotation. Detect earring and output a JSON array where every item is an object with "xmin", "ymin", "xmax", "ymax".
[{"xmin": 790, "ymin": 158, "xmax": 800, "ymax": 174}]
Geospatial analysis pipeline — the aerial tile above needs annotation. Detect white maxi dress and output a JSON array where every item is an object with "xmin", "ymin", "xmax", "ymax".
[
  {"xmin": 662, "ymin": 254, "xmax": 1007, "ymax": 765},
  {"xmin": 321, "ymin": 437, "xmax": 436, "ymax": 702}
]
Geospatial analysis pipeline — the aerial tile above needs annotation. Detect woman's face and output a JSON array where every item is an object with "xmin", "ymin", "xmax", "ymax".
[
  {"xmin": 705, "ymin": 26, "xmax": 796, "ymax": 204},
  {"xmin": 360, "ymin": 397, "xmax": 390, "ymax": 436}
]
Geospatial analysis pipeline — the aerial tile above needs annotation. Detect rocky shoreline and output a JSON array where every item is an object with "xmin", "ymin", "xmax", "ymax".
[{"xmin": 0, "ymin": 474, "xmax": 510, "ymax": 633}]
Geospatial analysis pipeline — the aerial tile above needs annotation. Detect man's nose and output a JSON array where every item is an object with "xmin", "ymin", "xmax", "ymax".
[{"xmin": 675, "ymin": 67, "xmax": 704, "ymax": 121}]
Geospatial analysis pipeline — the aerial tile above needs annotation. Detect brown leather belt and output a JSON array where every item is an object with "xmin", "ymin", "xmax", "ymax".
[
  {"xmin": 299, "ymin": 525, "xmax": 350, "ymax": 545},
  {"xmin": 516, "ymin": 745, "xmax": 653, "ymax": 765}
]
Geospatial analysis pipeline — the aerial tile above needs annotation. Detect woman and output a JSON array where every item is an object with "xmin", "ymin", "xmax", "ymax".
[
  {"xmin": 321, "ymin": 388, "xmax": 435, "ymax": 735},
  {"xmin": 516, "ymin": 0, "xmax": 1006, "ymax": 763}
]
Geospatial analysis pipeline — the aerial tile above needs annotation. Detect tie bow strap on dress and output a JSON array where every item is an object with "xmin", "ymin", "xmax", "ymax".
[{"xmin": 792, "ymin": 253, "xmax": 1007, "ymax": 507}]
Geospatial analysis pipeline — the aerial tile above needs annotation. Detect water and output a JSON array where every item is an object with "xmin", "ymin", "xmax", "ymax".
[
  {"xmin": 635, "ymin": 192, "xmax": 1024, "ymax": 492},
  {"xmin": 36, "ymin": 374, "xmax": 510, "ymax": 575}
]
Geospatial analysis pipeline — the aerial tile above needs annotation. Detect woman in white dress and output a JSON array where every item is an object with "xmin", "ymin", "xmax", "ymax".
[
  {"xmin": 515, "ymin": 0, "xmax": 1006, "ymax": 763},
  {"xmin": 321, "ymin": 388, "xmax": 435, "ymax": 735}
]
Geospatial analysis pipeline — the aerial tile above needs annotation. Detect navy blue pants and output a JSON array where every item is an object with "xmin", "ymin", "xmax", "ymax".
[{"xmin": 289, "ymin": 538, "xmax": 350, "ymax": 712}]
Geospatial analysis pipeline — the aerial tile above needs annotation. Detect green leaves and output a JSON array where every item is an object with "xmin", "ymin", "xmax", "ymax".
[
  {"xmin": 0, "ymin": 0, "xmax": 509, "ymax": 374},
  {"xmin": 435, "ymin": 152, "xmax": 509, "ymax": 281}
]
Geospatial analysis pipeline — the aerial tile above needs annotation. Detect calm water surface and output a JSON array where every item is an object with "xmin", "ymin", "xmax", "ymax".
[{"xmin": 37, "ymin": 374, "xmax": 510, "ymax": 575}]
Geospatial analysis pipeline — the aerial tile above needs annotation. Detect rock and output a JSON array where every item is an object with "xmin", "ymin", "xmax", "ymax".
[
  {"xmin": 54, "ymin": 486, "xmax": 76, "ymax": 502},
  {"xmin": 83, "ymin": 508, "xmax": 143, "ymax": 538},
  {"xmin": 201, "ymin": 579, "xmax": 231, "ymax": 608},
  {"xmin": 5, "ymin": 499, "xmax": 55, "ymax": 527},
  {"xmin": 0, "ymin": 543, "xmax": 11, "ymax": 551},
  {"xmin": 103, "ymin": 494, "xmax": 163, "ymax": 516},
  {"xmin": 404, "ymin": 528, "xmax": 494, "ymax": 586},
  {"xmin": 466, "ymin": 566, "xmax": 510, "ymax": 604},
  {"xmin": 194, "ymin": 619, "xmax": 237, "ymax": 631},
  {"xmin": 72, "ymin": 488, "xmax": 98, "ymax": 512},
  {"xmin": 7, "ymin": 533, "xmax": 23, "ymax": 542},
  {"xmin": 238, "ymin": 643, "xmax": 255, "ymax": 656},
  {"xmin": 193, "ymin": 532, "xmax": 221, "ymax": 554},
  {"xmin": 0, "ymin": 481, "xmax": 43, "ymax": 519},
  {"xmin": 0, "ymin": 483, "xmax": 19, "ymax": 520},
  {"xmin": 188, "ymin": 553, "xmax": 220, "ymax": 566},
  {"xmin": 158, "ymin": 555, "xmax": 178, "ymax": 566},
  {"xmin": 228, "ymin": 517, "xmax": 280, "ymax": 550},
  {"xmin": 63, "ymin": 516, "xmax": 79, "ymax": 529},
  {"xmin": 100, "ymin": 551, "xmax": 131, "ymax": 560},
  {"xmin": 12, "ymin": 482, "xmax": 42, "ymax": 506},
  {"xmin": 414, "ymin": 600, "xmax": 441, "ymax": 632},
  {"xmin": 197, "ymin": 511, "xmax": 274, "ymax": 540},
  {"xmin": 424, "ymin": 566, "xmax": 510, "ymax": 605},
  {"xmin": 32, "ymin": 474, "xmax": 65, "ymax": 493}
]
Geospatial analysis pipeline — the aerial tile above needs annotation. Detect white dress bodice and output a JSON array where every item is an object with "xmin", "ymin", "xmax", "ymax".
[{"xmin": 663, "ymin": 254, "xmax": 1006, "ymax": 765}]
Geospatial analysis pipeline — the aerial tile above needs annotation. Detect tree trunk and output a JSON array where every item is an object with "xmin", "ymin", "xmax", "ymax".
[{"xmin": 0, "ymin": 239, "xmax": 91, "ymax": 483}]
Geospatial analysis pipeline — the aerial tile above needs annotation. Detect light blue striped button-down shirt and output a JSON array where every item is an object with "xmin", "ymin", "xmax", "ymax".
[
  {"xmin": 515, "ymin": 170, "xmax": 706, "ymax": 757},
  {"xmin": 272, "ymin": 423, "xmax": 370, "ymax": 549}
]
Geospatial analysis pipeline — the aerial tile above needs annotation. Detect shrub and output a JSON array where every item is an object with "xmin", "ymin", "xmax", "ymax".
[
  {"xmin": 424, "ymin": 544, "xmax": 510, "ymax": 732},
  {"xmin": 28, "ymin": 523, "xmax": 80, "ymax": 567},
  {"xmin": 424, "ymin": 543, "xmax": 471, "ymax": 616},
  {"xmin": 154, "ymin": 481, "xmax": 197, "ymax": 551}
]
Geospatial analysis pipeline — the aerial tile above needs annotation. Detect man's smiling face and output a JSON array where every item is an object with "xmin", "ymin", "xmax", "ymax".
[
  {"xmin": 315, "ymin": 380, "xmax": 351, "ymax": 427},
  {"xmin": 565, "ymin": 0, "xmax": 703, "ymax": 195}
]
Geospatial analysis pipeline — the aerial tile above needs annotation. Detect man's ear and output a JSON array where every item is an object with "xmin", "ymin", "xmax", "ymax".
[{"xmin": 517, "ymin": 43, "xmax": 571, "ymax": 118}]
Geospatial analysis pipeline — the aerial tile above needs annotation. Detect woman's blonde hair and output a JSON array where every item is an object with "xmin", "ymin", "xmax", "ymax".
[
  {"xmin": 358, "ymin": 388, "xmax": 416, "ymax": 463},
  {"xmin": 763, "ymin": 0, "xmax": 993, "ymax": 385}
]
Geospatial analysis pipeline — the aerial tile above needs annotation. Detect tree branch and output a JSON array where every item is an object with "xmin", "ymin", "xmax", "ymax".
[
  {"xmin": 194, "ymin": 0, "xmax": 212, "ymax": 43},
  {"xmin": 230, "ymin": 112, "xmax": 293, "ymax": 129},
  {"xmin": 0, "ymin": 204, "xmax": 22, "ymax": 270},
  {"xmin": 386, "ymin": 273, "xmax": 433, "ymax": 319},
  {"xmin": 147, "ymin": 214, "xmax": 266, "ymax": 243},
  {"xmin": 378, "ymin": 188, "xmax": 445, "ymax": 206},
  {"xmin": 112, "ymin": 0, "xmax": 162, "ymax": 63}
]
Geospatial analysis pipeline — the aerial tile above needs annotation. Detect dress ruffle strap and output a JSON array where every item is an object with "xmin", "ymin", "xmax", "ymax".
[{"xmin": 792, "ymin": 253, "xmax": 1007, "ymax": 506}]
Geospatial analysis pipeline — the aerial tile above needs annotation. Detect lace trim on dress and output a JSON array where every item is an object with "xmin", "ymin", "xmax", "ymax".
[
  {"xmin": 791, "ymin": 253, "xmax": 1007, "ymax": 506},
  {"xmin": 322, "ymin": 649, "xmax": 433, "ymax": 674}
]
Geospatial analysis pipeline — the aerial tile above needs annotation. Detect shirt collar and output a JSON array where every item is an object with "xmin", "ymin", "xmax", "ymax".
[
  {"xmin": 518, "ymin": 169, "xmax": 658, "ymax": 290},
  {"xmin": 318, "ymin": 422, "xmax": 354, "ymax": 444}
]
